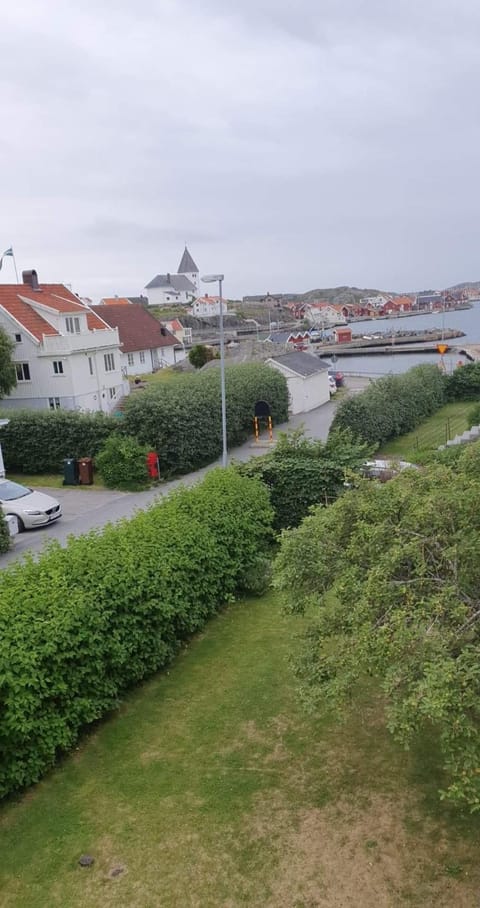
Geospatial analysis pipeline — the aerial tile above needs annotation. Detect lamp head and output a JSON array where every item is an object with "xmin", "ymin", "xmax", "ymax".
[{"xmin": 201, "ymin": 274, "xmax": 224, "ymax": 283}]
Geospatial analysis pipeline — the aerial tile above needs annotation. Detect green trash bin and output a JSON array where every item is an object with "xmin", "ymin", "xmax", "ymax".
[{"xmin": 63, "ymin": 457, "xmax": 78, "ymax": 485}]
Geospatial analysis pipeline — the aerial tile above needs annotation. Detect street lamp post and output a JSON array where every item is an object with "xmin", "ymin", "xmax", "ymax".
[{"xmin": 202, "ymin": 273, "xmax": 227, "ymax": 467}]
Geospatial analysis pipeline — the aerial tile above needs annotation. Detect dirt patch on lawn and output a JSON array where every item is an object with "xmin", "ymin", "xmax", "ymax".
[{"xmin": 245, "ymin": 793, "xmax": 480, "ymax": 908}]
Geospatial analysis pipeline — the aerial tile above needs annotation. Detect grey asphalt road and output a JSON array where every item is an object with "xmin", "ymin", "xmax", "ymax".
[{"xmin": 2, "ymin": 377, "xmax": 369, "ymax": 567}]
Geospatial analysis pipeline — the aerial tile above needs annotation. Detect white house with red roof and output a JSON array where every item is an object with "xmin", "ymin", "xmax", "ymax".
[
  {"xmin": 91, "ymin": 304, "xmax": 186, "ymax": 375},
  {"xmin": 190, "ymin": 294, "xmax": 228, "ymax": 318},
  {"xmin": 0, "ymin": 269, "xmax": 127, "ymax": 413}
]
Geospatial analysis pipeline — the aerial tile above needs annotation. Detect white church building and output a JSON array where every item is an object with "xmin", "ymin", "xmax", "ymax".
[{"xmin": 144, "ymin": 247, "xmax": 199, "ymax": 306}]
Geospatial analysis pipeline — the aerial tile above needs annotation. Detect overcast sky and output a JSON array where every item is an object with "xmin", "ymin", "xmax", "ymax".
[{"xmin": 1, "ymin": 0, "xmax": 480, "ymax": 300}]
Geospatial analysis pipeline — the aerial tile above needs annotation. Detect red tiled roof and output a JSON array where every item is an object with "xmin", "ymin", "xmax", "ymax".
[
  {"xmin": 0, "ymin": 284, "xmax": 60, "ymax": 341},
  {"xmin": 165, "ymin": 318, "xmax": 183, "ymax": 331},
  {"xmin": 0, "ymin": 282, "xmax": 114, "ymax": 339},
  {"xmin": 90, "ymin": 304, "xmax": 178, "ymax": 353},
  {"xmin": 101, "ymin": 297, "xmax": 132, "ymax": 306}
]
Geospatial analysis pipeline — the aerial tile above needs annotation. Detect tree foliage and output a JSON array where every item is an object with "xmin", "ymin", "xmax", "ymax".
[
  {"xmin": 122, "ymin": 363, "xmax": 289, "ymax": 476},
  {"xmin": 0, "ymin": 327, "xmax": 16, "ymax": 398},
  {"xmin": 330, "ymin": 365, "xmax": 445, "ymax": 447},
  {"xmin": 274, "ymin": 443, "xmax": 480, "ymax": 811},
  {"xmin": 240, "ymin": 428, "xmax": 373, "ymax": 530},
  {"xmin": 0, "ymin": 468, "xmax": 273, "ymax": 798}
]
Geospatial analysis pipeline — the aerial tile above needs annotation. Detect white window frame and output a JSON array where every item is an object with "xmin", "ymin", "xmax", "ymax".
[
  {"xmin": 104, "ymin": 353, "xmax": 115, "ymax": 372},
  {"xmin": 65, "ymin": 316, "xmax": 81, "ymax": 334},
  {"xmin": 127, "ymin": 353, "xmax": 134, "ymax": 366},
  {"xmin": 139, "ymin": 351, "xmax": 146, "ymax": 364},
  {"xmin": 53, "ymin": 361, "xmax": 64, "ymax": 375},
  {"xmin": 48, "ymin": 397, "xmax": 61, "ymax": 410},
  {"xmin": 108, "ymin": 387, "xmax": 117, "ymax": 400},
  {"xmin": 15, "ymin": 362, "xmax": 31, "ymax": 382},
  {"xmin": 14, "ymin": 333, "xmax": 22, "ymax": 343}
]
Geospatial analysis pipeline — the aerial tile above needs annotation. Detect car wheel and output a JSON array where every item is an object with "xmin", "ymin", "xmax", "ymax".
[{"xmin": 6, "ymin": 514, "xmax": 24, "ymax": 534}]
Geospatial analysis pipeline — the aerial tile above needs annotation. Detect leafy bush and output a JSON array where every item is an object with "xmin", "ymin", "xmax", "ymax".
[
  {"xmin": 274, "ymin": 452, "xmax": 480, "ymax": 811},
  {"xmin": 0, "ymin": 513, "xmax": 10, "ymax": 554},
  {"xmin": 468, "ymin": 401, "xmax": 480, "ymax": 429},
  {"xmin": 189, "ymin": 344, "xmax": 214, "ymax": 368},
  {"xmin": 122, "ymin": 363, "xmax": 289, "ymax": 476},
  {"xmin": 95, "ymin": 435, "xmax": 150, "ymax": 490},
  {"xmin": 240, "ymin": 428, "xmax": 372, "ymax": 530},
  {"xmin": 0, "ymin": 409, "xmax": 117, "ymax": 473},
  {"xmin": 330, "ymin": 365, "xmax": 445, "ymax": 448},
  {"xmin": 445, "ymin": 361, "xmax": 480, "ymax": 401},
  {"xmin": 0, "ymin": 468, "xmax": 273, "ymax": 798}
]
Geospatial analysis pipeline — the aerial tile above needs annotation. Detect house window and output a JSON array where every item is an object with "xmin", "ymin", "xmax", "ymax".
[
  {"xmin": 53, "ymin": 361, "xmax": 64, "ymax": 375},
  {"xmin": 104, "ymin": 353, "xmax": 115, "ymax": 372},
  {"xmin": 65, "ymin": 316, "xmax": 81, "ymax": 334},
  {"xmin": 108, "ymin": 387, "xmax": 117, "ymax": 400},
  {"xmin": 127, "ymin": 353, "xmax": 134, "ymax": 366},
  {"xmin": 139, "ymin": 351, "xmax": 146, "ymax": 364},
  {"xmin": 15, "ymin": 362, "xmax": 31, "ymax": 382},
  {"xmin": 88, "ymin": 357, "xmax": 93, "ymax": 375},
  {"xmin": 48, "ymin": 397, "xmax": 61, "ymax": 410},
  {"xmin": 14, "ymin": 333, "xmax": 22, "ymax": 343}
]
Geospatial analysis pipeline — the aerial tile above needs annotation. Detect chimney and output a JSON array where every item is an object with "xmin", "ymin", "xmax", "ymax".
[{"xmin": 22, "ymin": 269, "xmax": 40, "ymax": 290}]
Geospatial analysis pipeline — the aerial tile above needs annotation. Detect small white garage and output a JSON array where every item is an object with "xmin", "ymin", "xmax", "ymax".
[{"xmin": 266, "ymin": 352, "xmax": 331, "ymax": 415}]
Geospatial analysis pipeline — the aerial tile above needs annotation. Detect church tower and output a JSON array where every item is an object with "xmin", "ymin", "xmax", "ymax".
[{"xmin": 177, "ymin": 246, "xmax": 199, "ymax": 296}]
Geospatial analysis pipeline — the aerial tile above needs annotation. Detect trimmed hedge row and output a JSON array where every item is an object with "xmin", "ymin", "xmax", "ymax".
[
  {"xmin": 0, "ymin": 469, "xmax": 273, "ymax": 798},
  {"xmin": 0, "ymin": 363, "xmax": 288, "ymax": 478},
  {"xmin": 0, "ymin": 409, "xmax": 117, "ymax": 473},
  {"xmin": 330, "ymin": 364, "xmax": 445, "ymax": 447},
  {"xmin": 121, "ymin": 363, "xmax": 289, "ymax": 476}
]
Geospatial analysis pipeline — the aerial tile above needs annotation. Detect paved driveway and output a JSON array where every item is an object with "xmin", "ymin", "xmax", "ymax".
[{"xmin": 2, "ymin": 377, "xmax": 369, "ymax": 567}]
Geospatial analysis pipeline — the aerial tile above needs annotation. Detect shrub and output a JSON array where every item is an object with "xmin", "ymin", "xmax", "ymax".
[
  {"xmin": 0, "ymin": 513, "xmax": 10, "ymax": 554},
  {"xmin": 468, "ymin": 401, "xmax": 480, "ymax": 428},
  {"xmin": 122, "ymin": 362, "xmax": 289, "ymax": 476},
  {"xmin": 0, "ymin": 409, "xmax": 117, "ymax": 473},
  {"xmin": 330, "ymin": 365, "xmax": 445, "ymax": 447},
  {"xmin": 0, "ymin": 469, "xmax": 273, "ymax": 798},
  {"xmin": 240, "ymin": 428, "xmax": 372, "ymax": 530},
  {"xmin": 189, "ymin": 344, "xmax": 214, "ymax": 368},
  {"xmin": 95, "ymin": 435, "xmax": 150, "ymax": 490},
  {"xmin": 445, "ymin": 361, "xmax": 480, "ymax": 401}
]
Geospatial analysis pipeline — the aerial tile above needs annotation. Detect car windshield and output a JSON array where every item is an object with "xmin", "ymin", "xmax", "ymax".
[{"xmin": 0, "ymin": 480, "xmax": 31, "ymax": 501}]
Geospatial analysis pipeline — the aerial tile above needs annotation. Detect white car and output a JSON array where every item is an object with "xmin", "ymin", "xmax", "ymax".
[{"xmin": 0, "ymin": 479, "xmax": 62, "ymax": 532}]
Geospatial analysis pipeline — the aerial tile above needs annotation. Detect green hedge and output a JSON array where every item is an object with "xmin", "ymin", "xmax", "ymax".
[
  {"xmin": 0, "ymin": 469, "xmax": 273, "ymax": 798},
  {"xmin": 95, "ymin": 434, "xmax": 150, "ymax": 490},
  {"xmin": 330, "ymin": 364, "xmax": 445, "ymax": 448},
  {"xmin": 0, "ymin": 513, "xmax": 10, "ymax": 554},
  {"xmin": 0, "ymin": 409, "xmax": 117, "ymax": 473},
  {"xmin": 121, "ymin": 363, "xmax": 289, "ymax": 476},
  {"xmin": 445, "ymin": 361, "xmax": 480, "ymax": 401}
]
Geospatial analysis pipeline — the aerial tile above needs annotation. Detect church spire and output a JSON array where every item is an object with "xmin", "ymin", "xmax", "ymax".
[{"xmin": 178, "ymin": 245, "xmax": 199, "ymax": 274}]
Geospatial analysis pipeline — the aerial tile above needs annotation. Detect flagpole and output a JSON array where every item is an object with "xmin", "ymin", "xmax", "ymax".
[{"xmin": 11, "ymin": 248, "xmax": 19, "ymax": 284}]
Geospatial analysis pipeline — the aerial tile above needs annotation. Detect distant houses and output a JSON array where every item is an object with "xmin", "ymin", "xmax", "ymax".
[{"xmin": 90, "ymin": 304, "xmax": 186, "ymax": 375}]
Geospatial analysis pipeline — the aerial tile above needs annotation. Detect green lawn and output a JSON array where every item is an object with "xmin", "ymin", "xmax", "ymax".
[
  {"xmin": 1, "ymin": 593, "xmax": 479, "ymax": 907},
  {"xmin": 6, "ymin": 472, "xmax": 107, "ymax": 490},
  {"xmin": 381, "ymin": 401, "xmax": 473, "ymax": 460},
  {"xmin": 130, "ymin": 367, "xmax": 184, "ymax": 386}
]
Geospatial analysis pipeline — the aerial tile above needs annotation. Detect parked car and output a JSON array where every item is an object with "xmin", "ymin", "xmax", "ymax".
[
  {"xmin": 328, "ymin": 375, "xmax": 337, "ymax": 395},
  {"xmin": 0, "ymin": 479, "xmax": 62, "ymax": 532},
  {"xmin": 328, "ymin": 370, "xmax": 345, "ymax": 387},
  {"xmin": 360, "ymin": 459, "xmax": 419, "ymax": 481}
]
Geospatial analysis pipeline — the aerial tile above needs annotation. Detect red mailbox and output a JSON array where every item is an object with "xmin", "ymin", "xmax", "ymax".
[{"xmin": 146, "ymin": 451, "xmax": 159, "ymax": 479}]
